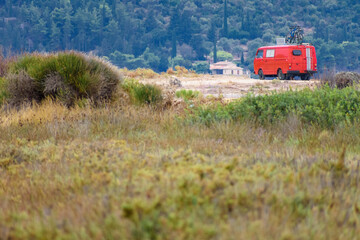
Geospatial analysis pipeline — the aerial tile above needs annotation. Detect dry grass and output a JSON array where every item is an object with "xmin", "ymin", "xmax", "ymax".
[
  {"xmin": 121, "ymin": 68, "xmax": 159, "ymax": 79},
  {"xmin": 121, "ymin": 66, "xmax": 199, "ymax": 79},
  {"xmin": 1, "ymin": 98, "xmax": 360, "ymax": 239},
  {"xmin": 0, "ymin": 51, "xmax": 16, "ymax": 78},
  {"xmin": 164, "ymin": 66, "xmax": 199, "ymax": 78},
  {"xmin": 320, "ymin": 71, "xmax": 360, "ymax": 89}
]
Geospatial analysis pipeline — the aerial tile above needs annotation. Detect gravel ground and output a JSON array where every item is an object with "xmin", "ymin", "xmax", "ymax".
[{"xmin": 142, "ymin": 75, "xmax": 319, "ymax": 99}]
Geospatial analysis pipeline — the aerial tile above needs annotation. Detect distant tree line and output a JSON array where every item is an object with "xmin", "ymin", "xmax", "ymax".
[{"xmin": 0, "ymin": 0, "xmax": 359, "ymax": 73}]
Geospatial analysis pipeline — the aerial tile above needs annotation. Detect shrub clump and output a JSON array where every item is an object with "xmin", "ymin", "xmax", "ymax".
[
  {"xmin": 335, "ymin": 72, "xmax": 360, "ymax": 89},
  {"xmin": 321, "ymin": 71, "xmax": 360, "ymax": 89},
  {"xmin": 176, "ymin": 89, "xmax": 200, "ymax": 101},
  {"xmin": 0, "ymin": 77, "xmax": 8, "ymax": 105},
  {"xmin": 190, "ymin": 86, "xmax": 360, "ymax": 128},
  {"xmin": 4, "ymin": 52, "xmax": 122, "ymax": 107},
  {"xmin": 122, "ymin": 78, "xmax": 163, "ymax": 106}
]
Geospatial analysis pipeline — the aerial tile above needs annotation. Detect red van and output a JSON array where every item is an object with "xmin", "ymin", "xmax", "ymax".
[{"xmin": 254, "ymin": 44, "xmax": 317, "ymax": 80}]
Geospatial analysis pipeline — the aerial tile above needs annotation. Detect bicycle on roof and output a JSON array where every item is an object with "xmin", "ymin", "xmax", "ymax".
[{"xmin": 286, "ymin": 26, "xmax": 304, "ymax": 44}]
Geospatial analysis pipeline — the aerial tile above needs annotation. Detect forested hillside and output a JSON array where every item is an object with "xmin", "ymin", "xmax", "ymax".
[{"xmin": 0, "ymin": 0, "xmax": 359, "ymax": 73}]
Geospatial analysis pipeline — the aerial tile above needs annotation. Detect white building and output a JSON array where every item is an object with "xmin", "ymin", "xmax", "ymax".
[{"xmin": 210, "ymin": 61, "xmax": 244, "ymax": 75}]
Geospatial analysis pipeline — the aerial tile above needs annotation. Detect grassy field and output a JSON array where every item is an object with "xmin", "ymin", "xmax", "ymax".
[
  {"xmin": 1, "ymin": 96, "xmax": 360, "ymax": 239},
  {"xmin": 0, "ymin": 55, "xmax": 360, "ymax": 239}
]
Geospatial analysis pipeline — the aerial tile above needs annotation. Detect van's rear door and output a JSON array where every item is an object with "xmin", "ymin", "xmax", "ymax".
[{"xmin": 291, "ymin": 47, "xmax": 304, "ymax": 72}]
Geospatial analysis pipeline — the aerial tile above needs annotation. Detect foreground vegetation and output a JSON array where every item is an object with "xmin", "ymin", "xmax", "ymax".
[
  {"xmin": 1, "ymin": 55, "xmax": 360, "ymax": 238},
  {"xmin": 1, "ymin": 91, "xmax": 360, "ymax": 239},
  {"xmin": 191, "ymin": 86, "xmax": 360, "ymax": 128}
]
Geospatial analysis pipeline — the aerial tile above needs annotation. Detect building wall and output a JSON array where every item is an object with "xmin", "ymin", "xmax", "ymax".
[
  {"xmin": 212, "ymin": 69, "xmax": 244, "ymax": 75},
  {"xmin": 223, "ymin": 69, "xmax": 243, "ymax": 75}
]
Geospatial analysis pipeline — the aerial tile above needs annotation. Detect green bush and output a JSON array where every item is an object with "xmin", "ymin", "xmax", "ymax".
[
  {"xmin": 0, "ymin": 77, "xmax": 8, "ymax": 105},
  {"xmin": 5, "ymin": 52, "xmax": 122, "ymax": 107},
  {"xmin": 209, "ymin": 51, "xmax": 233, "ymax": 62},
  {"xmin": 176, "ymin": 89, "xmax": 200, "ymax": 101},
  {"xmin": 122, "ymin": 78, "xmax": 163, "ymax": 105},
  {"xmin": 192, "ymin": 61, "xmax": 209, "ymax": 74},
  {"xmin": 190, "ymin": 86, "xmax": 360, "ymax": 128}
]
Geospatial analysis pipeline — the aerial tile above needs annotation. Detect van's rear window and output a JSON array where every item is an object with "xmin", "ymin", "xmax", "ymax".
[{"xmin": 293, "ymin": 50, "xmax": 302, "ymax": 56}]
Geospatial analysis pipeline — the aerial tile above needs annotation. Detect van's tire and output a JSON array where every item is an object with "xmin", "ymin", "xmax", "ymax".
[
  {"xmin": 277, "ymin": 69, "xmax": 285, "ymax": 80},
  {"xmin": 258, "ymin": 69, "xmax": 265, "ymax": 80}
]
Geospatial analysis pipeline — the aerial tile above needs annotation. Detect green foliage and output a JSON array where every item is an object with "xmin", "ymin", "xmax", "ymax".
[
  {"xmin": 176, "ymin": 89, "xmax": 200, "ymax": 101},
  {"xmin": 5, "ymin": 52, "xmax": 121, "ymax": 106},
  {"xmin": 0, "ymin": 77, "xmax": 8, "ymax": 105},
  {"xmin": 55, "ymin": 53, "xmax": 89, "ymax": 94},
  {"xmin": 2, "ymin": 89, "xmax": 360, "ymax": 239},
  {"xmin": 0, "ymin": 1, "xmax": 359, "ymax": 72},
  {"xmin": 122, "ymin": 78, "xmax": 163, "ymax": 105},
  {"xmin": 192, "ymin": 61, "xmax": 210, "ymax": 74},
  {"xmin": 169, "ymin": 56, "xmax": 192, "ymax": 69},
  {"xmin": 190, "ymin": 86, "xmax": 360, "ymax": 128},
  {"xmin": 209, "ymin": 51, "xmax": 233, "ymax": 62}
]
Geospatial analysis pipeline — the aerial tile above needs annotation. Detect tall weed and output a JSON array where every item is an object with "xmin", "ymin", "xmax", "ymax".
[
  {"xmin": 122, "ymin": 78, "xmax": 163, "ymax": 106},
  {"xmin": 0, "ymin": 77, "xmax": 8, "ymax": 104},
  {"xmin": 176, "ymin": 89, "xmax": 200, "ymax": 101}
]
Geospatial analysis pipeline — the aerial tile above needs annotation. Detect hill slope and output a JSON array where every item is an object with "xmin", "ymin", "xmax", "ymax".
[{"xmin": 0, "ymin": 0, "xmax": 359, "ymax": 72}]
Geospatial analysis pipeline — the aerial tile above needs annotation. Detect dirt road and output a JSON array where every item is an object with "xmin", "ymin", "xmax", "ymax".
[{"xmin": 142, "ymin": 75, "xmax": 318, "ymax": 99}]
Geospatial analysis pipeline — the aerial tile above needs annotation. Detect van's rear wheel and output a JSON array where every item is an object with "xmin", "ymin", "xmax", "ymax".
[
  {"xmin": 277, "ymin": 69, "xmax": 285, "ymax": 80},
  {"xmin": 258, "ymin": 69, "xmax": 265, "ymax": 80}
]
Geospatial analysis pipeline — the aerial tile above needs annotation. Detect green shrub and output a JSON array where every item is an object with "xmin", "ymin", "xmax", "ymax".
[
  {"xmin": 122, "ymin": 78, "xmax": 163, "ymax": 105},
  {"xmin": 176, "ymin": 89, "xmax": 200, "ymax": 101},
  {"xmin": 0, "ymin": 77, "xmax": 8, "ymax": 105},
  {"xmin": 5, "ymin": 52, "xmax": 122, "ymax": 107},
  {"xmin": 192, "ymin": 61, "xmax": 209, "ymax": 74},
  {"xmin": 209, "ymin": 50, "xmax": 233, "ymax": 61},
  {"xmin": 190, "ymin": 86, "xmax": 360, "ymax": 128}
]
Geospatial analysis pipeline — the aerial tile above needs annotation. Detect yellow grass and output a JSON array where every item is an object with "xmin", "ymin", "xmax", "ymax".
[{"xmin": 0, "ymin": 99, "xmax": 360, "ymax": 239}]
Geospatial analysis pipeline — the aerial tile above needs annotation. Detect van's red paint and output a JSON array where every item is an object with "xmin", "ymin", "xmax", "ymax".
[{"xmin": 253, "ymin": 44, "xmax": 317, "ymax": 80}]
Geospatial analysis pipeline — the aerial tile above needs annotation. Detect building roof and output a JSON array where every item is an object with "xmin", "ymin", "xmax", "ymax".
[{"xmin": 210, "ymin": 61, "xmax": 243, "ymax": 70}]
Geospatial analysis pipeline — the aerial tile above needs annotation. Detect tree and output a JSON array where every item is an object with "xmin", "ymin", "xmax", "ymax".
[
  {"xmin": 63, "ymin": 14, "xmax": 73, "ymax": 49},
  {"xmin": 210, "ymin": 50, "xmax": 233, "ymax": 62},
  {"xmin": 142, "ymin": 48, "xmax": 161, "ymax": 71},
  {"xmin": 144, "ymin": 10, "xmax": 158, "ymax": 32},
  {"xmin": 223, "ymin": 0, "xmax": 228, "ymax": 37},
  {"xmin": 50, "ymin": 21, "xmax": 61, "ymax": 50},
  {"xmin": 169, "ymin": 7, "xmax": 180, "ymax": 58},
  {"xmin": 190, "ymin": 34, "xmax": 209, "ymax": 60},
  {"xmin": 192, "ymin": 61, "xmax": 210, "ymax": 74},
  {"xmin": 208, "ymin": 20, "xmax": 218, "ymax": 63}
]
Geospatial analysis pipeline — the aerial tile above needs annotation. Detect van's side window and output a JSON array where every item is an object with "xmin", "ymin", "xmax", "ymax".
[
  {"xmin": 293, "ymin": 50, "xmax": 302, "ymax": 56},
  {"xmin": 256, "ymin": 50, "xmax": 263, "ymax": 58},
  {"xmin": 266, "ymin": 49, "xmax": 275, "ymax": 58}
]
